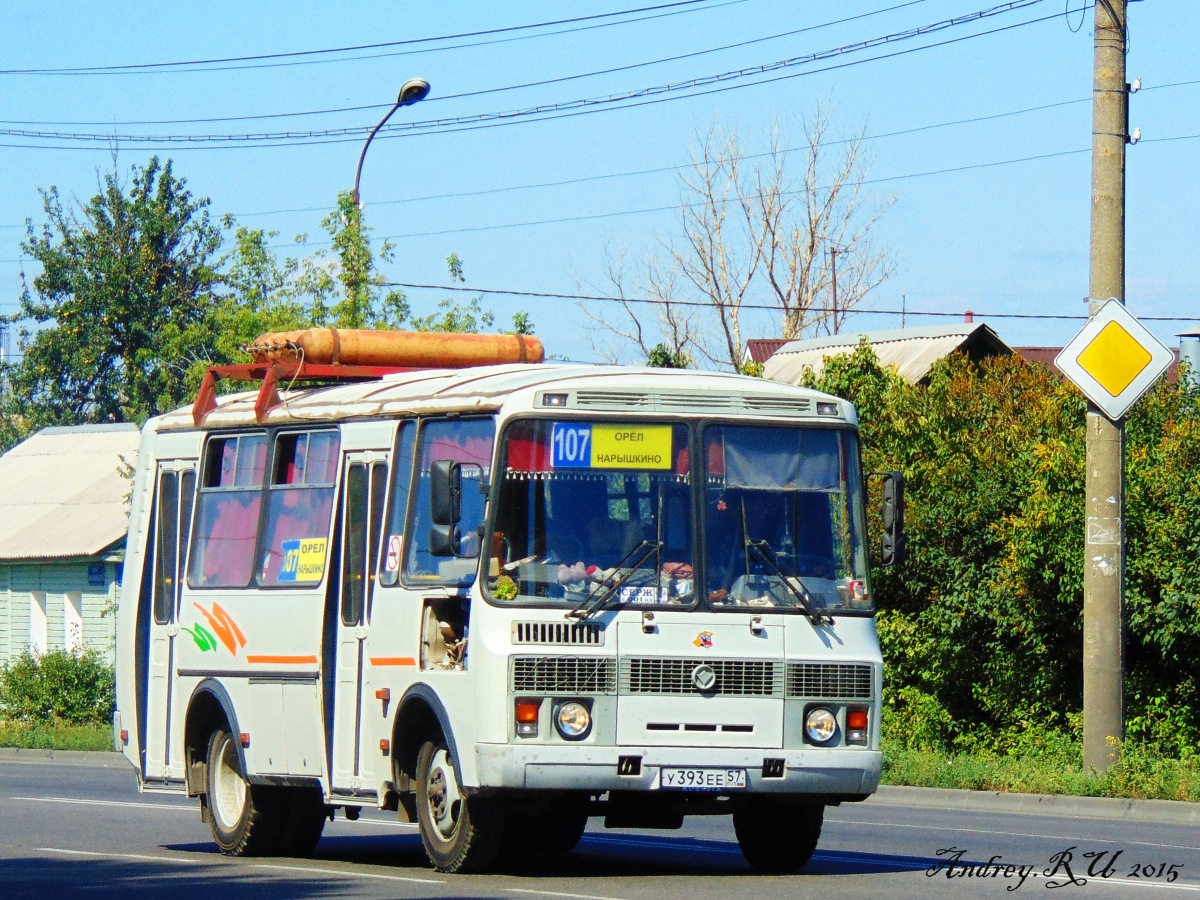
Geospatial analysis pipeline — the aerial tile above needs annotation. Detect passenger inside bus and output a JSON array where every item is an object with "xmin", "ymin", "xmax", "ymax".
[{"xmin": 706, "ymin": 488, "xmax": 837, "ymax": 605}]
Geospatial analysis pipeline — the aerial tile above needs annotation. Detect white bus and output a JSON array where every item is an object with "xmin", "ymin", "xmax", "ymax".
[{"xmin": 114, "ymin": 334, "xmax": 903, "ymax": 873}]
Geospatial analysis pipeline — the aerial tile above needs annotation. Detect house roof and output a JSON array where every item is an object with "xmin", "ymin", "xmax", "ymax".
[
  {"xmin": 742, "ymin": 339, "xmax": 789, "ymax": 364},
  {"xmin": 0, "ymin": 424, "xmax": 141, "ymax": 562},
  {"xmin": 1016, "ymin": 346, "xmax": 1182, "ymax": 383},
  {"xmin": 763, "ymin": 323, "xmax": 1013, "ymax": 385}
]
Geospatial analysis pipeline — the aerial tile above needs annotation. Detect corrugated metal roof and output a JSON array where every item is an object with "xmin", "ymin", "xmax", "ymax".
[
  {"xmin": 763, "ymin": 324, "xmax": 1012, "ymax": 385},
  {"xmin": 0, "ymin": 424, "xmax": 140, "ymax": 562},
  {"xmin": 742, "ymin": 339, "xmax": 789, "ymax": 364}
]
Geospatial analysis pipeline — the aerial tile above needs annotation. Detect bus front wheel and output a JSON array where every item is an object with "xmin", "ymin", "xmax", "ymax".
[
  {"xmin": 415, "ymin": 736, "xmax": 504, "ymax": 873},
  {"xmin": 205, "ymin": 728, "xmax": 281, "ymax": 856},
  {"xmin": 732, "ymin": 800, "xmax": 823, "ymax": 872}
]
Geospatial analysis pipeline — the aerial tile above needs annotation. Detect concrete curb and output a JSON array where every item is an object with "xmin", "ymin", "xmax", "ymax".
[
  {"xmin": 870, "ymin": 784, "xmax": 1200, "ymax": 826},
  {"xmin": 0, "ymin": 747, "xmax": 126, "ymax": 767}
]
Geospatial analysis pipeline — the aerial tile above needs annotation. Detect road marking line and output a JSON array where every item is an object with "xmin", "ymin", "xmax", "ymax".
[
  {"xmin": 253, "ymin": 863, "xmax": 441, "ymax": 884},
  {"xmin": 505, "ymin": 889, "xmax": 631, "ymax": 900},
  {"xmin": 1077, "ymin": 877, "xmax": 1200, "ymax": 892},
  {"xmin": 40, "ymin": 848, "xmax": 206, "ymax": 864},
  {"xmin": 42, "ymin": 849, "xmax": 443, "ymax": 884},
  {"xmin": 15, "ymin": 796, "xmax": 189, "ymax": 811},
  {"xmin": 829, "ymin": 815, "xmax": 1200, "ymax": 852}
]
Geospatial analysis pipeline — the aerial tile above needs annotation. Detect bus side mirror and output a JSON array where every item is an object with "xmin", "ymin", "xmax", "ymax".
[
  {"xmin": 879, "ymin": 471, "xmax": 906, "ymax": 567},
  {"xmin": 430, "ymin": 460, "xmax": 461, "ymax": 558},
  {"xmin": 431, "ymin": 460, "xmax": 461, "ymax": 526}
]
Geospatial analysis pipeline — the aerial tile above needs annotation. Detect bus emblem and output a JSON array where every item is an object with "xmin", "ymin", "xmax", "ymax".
[
  {"xmin": 693, "ymin": 631, "xmax": 714, "ymax": 649},
  {"xmin": 691, "ymin": 664, "xmax": 718, "ymax": 692}
]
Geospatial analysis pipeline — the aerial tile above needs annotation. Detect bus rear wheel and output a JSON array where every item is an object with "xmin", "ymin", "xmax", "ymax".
[
  {"xmin": 415, "ymin": 736, "xmax": 504, "ymax": 873},
  {"xmin": 274, "ymin": 787, "xmax": 328, "ymax": 856},
  {"xmin": 732, "ymin": 800, "xmax": 824, "ymax": 872},
  {"xmin": 205, "ymin": 728, "xmax": 281, "ymax": 856}
]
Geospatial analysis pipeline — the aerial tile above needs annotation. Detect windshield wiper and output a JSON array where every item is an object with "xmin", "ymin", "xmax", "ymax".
[
  {"xmin": 745, "ymin": 539, "xmax": 834, "ymax": 627},
  {"xmin": 566, "ymin": 540, "xmax": 663, "ymax": 622}
]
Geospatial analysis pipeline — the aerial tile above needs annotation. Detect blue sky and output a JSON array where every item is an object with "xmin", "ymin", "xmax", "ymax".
[{"xmin": 1, "ymin": 0, "xmax": 1196, "ymax": 365}]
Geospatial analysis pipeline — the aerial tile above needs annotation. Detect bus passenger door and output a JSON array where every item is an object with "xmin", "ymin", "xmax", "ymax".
[
  {"xmin": 330, "ymin": 454, "xmax": 388, "ymax": 794},
  {"xmin": 143, "ymin": 463, "xmax": 195, "ymax": 784}
]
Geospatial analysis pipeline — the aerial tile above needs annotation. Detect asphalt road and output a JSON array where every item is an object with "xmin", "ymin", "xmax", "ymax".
[{"xmin": 1, "ymin": 751, "xmax": 1198, "ymax": 898}]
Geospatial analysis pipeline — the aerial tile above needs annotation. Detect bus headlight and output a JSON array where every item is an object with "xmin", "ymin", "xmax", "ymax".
[
  {"xmin": 554, "ymin": 701, "xmax": 592, "ymax": 740},
  {"xmin": 804, "ymin": 706, "xmax": 838, "ymax": 745}
]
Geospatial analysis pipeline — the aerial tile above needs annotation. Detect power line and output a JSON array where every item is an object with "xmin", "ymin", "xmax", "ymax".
[
  {"xmin": 0, "ymin": 94, "xmax": 1094, "ymax": 229},
  {"xmin": 351, "ymin": 147, "xmax": 1099, "ymax": 241},
  {"xmin": 0, "ymin": 1, "xmax": 1049, "ymax": 147},
  {"xmin": 0, "ymin": 0, "xmax": 737, "ymax": 76},
  {"xmin": 384, "ymin": 280, "xmax": 1199, "ymax": 322},
  {"xmin": 3, "ymin": 130, "xmax": 1193, "ymax": 250}
]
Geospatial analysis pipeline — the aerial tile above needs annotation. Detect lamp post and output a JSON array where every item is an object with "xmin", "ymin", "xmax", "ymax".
[{"xmin": 351, "ymin": 77, "xmax": 431, "ymax": 208}]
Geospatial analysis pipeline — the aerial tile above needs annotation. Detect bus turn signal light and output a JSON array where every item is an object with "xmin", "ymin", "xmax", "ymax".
[
  {"xmin": 515, "ymin": 698, "xmax": 542, "ymax": 737},
  {"xmin": 846, "ymin": 708, "xmax": 869, "ymax": 745}
]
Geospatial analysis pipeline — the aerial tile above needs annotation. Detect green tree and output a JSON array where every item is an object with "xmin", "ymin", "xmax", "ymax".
[
  {"xmin": 408, "ymin": 253, "xmax": 534, "ymax": 335},
  {"xmin": 287, "ymin": 191, "xmax": 410, "ymax": 329},
  {"xmin": 805, "ymin": 346, "xmax": 1200, "ymax": 757},
  {"xmin": 3, "ymin": 157, "xmax": 222, "ymax": 445}
]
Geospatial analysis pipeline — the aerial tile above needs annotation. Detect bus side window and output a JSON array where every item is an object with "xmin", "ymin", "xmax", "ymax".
[
  {"xmin": 344, "ymin": 460, "xmax": 391, "ymax": 624},
  {"xmin": 378, "ymin": 422, "xmax": 416, "ymax": 587},
  {"xmin": 259, "ymin": 430, "xmax": 340, "ymax": 587},
  {"xmin": 342, "ymin": 463, "xmax": 369, "ymax": 626},
  {"xmin": 367, "ymin": 461, "xmax": 387, "ymax": 615},
  {"xmin": 405, "ymin": 419, "xmax": 495, "ymax": 585},
  {"xmin": 188, "ymin": 434, "xmax": 266, "ymax": 589},
  {"xmin": 153, "ymin": 471, "xmax": 180, "ymax": 624}
]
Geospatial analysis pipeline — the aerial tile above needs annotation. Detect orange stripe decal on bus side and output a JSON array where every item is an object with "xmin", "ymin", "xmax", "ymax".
[
  {"xmin": 245, "ymin": 655, "xmax": 319, "ymax": 665},
  {"xmin": 369, "ymin": 657, "xmax": 417, "ymax": 667}
]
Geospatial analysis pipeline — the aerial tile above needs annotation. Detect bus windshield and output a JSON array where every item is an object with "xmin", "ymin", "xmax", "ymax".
[
  {"xmin": 703, "ymin": 424, "xmax": 872, "ymax": 613},
  {"xmin": 487, "ymin": 418, "xmax": 872, "ymax": 614},
  {"xmin": 488, "ymin": 419, "xmax": 693, "ymax": 609}
]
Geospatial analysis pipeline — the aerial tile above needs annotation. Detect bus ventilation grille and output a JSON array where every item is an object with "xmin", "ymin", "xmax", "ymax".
[
  {"xmin": 511, "ymin": 621, "xmax": 605, "ymax": 646},
  {"xmin": 510, "ymin": 656, "xmax": 617, "ymax": 694},
  {"xmin": 786, "ymin": 663, "xmax": 873, "ymax": 700},
  {"xmin": 620, "ymin": 658, "xmax": 780, "ymax": 697},
  {"xmin": 573, "ymin": 390, "xmax": 813, "ymax": 417}
]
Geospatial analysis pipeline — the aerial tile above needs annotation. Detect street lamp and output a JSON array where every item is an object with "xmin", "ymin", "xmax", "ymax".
[{"xmin": 351, "ymin": 77, "xmax": 431, "ymax": 208}]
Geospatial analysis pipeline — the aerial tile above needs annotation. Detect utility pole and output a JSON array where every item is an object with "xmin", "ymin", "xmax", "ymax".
[
  {"xmin": 1083, "ymin": 0, "xmax": 1127, "ymax": 773},
  {"xmin": 829, "ymin": 245, "xmax": 845, "ymax": 332}
]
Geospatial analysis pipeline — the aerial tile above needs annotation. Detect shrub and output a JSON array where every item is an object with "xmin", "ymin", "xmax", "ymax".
[{"xmin": 0, "ymin": 649, "xmax": 115, "ymax": 725}]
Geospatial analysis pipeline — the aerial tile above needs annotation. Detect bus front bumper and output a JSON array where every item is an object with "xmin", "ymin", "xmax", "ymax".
[{"xmin": 474, "ymin": 743, "xmax": 881, "ymax": 796}]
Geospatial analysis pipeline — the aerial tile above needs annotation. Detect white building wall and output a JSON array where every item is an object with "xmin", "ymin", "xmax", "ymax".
[
  {"xmin": 0, "ymin": 561, "xmax": 119, "ymax": 665},
  {"xmin": 0, "ymin": 566, "xmax": 9, "ymax": 662}
]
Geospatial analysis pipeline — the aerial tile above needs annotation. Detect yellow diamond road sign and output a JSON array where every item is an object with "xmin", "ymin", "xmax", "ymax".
[{"xmin": 1056, "ymin": 299, "xmax": 1174, "ymax": 421}]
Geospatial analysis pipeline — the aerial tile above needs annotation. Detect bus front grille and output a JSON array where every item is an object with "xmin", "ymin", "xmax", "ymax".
[
  {"xmin": 510, "ymin": 656, "xmax": 617, "ymax": 694},
  {"xmin": 786, "ymin": 663, "xmax": 873, "ymax": 699},
  {"xmin": 620, "ymin": 658, "xmax": 780, "ymax": 697}
]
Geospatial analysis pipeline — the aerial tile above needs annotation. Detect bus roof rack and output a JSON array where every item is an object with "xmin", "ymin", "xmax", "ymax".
[{"xmin": 192, "ymin": 361, "xmax": 413, "ymax": 426}]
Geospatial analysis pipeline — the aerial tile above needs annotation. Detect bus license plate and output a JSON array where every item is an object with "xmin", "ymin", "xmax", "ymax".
[{"xmin": 661, "ymin": 768, "xmax": 747, "ymax": 790}]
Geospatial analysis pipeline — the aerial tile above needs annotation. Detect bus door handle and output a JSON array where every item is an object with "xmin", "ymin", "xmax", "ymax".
[{"xmin": 355, "ymin": 625, "xmax": 368, "ymax": 641}]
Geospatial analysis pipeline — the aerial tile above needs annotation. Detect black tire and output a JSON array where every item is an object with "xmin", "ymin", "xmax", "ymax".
[
  {"xmin": 274, "ymin": 787, "xmax": 328, "ymax": 856},
  {"xmin": 415, "ymin": 736, "xmax": 505, "ymax": 873},
  {"xmin": 538, "ymin": 805, "xmax": 589, "ymax": 855},
  {"xmin": 732, "ymin": 800, "xmax": 824, "ymax": 873},
  {"xmin": 501, "ymin": 802, "xmax": 588, "ymax": 860},
  {"xmin": 205, "ymin": 729, "xmax": 283, "ymax": 856}
]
